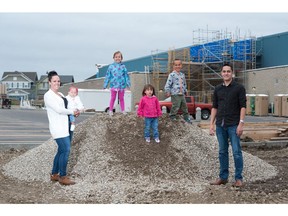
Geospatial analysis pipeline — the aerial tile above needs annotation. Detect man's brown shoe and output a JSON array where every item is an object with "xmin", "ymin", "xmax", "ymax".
[
  {"xmin": 59, "ymin": 176, "xmax": 75, "ymax": 186},
  {"xmin": 233, "ymin": 180, "xmax": 243, "ymax": 187},
  {"xmin": 210, "ymin": 178, "xmax": 228, "ymax": 185},
  {"xmin": 50, "ymin": 174, "xmax": 60, "ymax": 182}
]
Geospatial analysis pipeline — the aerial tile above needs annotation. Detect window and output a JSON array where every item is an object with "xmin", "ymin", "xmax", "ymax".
[
  {"xmin": 42, "ymin": 82, "xmax": 49, "ymax": 89},
  {"xmin": 185, "ymin": 97, "xmax": 191, "ymax": 103}
]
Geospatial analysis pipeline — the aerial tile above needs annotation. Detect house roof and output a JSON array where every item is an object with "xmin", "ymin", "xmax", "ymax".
[
  {"xmin": 2, "ymin": 71, "xmax": 38, "ymax": 82},
  {"xmin": 7, "ymin": 89, "xmax": 30, "ymax": 95},
  {"xmin": 86, "ymin": 74, "xmax": 96, "ymax": 80},
  {"xmin": 39, "ymin": 75, "xmax": 48, "ymax": 82},
  {"xmin": 38, "ymin": 75, "xmax": 74, "ymax": 85},
  {"xmin": 2, "ymin": 72, "xmax": 74, "ymax": 85},
  {"xmin": 59, "ymin": 75, "xmax": 74, "ymax": 84}
]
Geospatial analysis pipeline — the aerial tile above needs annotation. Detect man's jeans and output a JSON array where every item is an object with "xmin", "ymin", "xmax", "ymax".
[
  {"xmin": 216, "ymin": 125, "xmax": 243, "ymax": 181},
  {"xmin": 52, "ymin": 136, "xmax": 71, "ymax": 177},
  {"xmin": 144, "ymin": 117, "xmax": 159, "ymax": 139}
]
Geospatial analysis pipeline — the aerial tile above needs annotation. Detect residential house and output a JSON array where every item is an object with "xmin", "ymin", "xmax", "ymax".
[
  {"xmin": 0, "ymin": 71, "xmax": 38, "ymax": 100},
  {"xmin": 1, "ymin": 71, "xmax": 74, "ymax": 101}
]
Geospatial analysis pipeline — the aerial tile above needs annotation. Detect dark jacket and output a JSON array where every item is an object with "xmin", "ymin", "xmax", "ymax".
[{"xmin": 212, "ymin": 80, "xmax": 246, "ymax": 127}]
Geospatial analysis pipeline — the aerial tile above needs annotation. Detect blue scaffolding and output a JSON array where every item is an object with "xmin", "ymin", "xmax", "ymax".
[{"xmin": 190, "ymin": 39, "xmax": 254, "ymax": 63}]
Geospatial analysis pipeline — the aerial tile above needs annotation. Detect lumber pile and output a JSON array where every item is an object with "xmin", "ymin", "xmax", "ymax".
[
  {"xmin": 270, "ymin": 127, "xmax": 288, "ymax": 141},
  {"xmin": 198, "ymin": 122, "xmax": 288, "ymax": 141}
]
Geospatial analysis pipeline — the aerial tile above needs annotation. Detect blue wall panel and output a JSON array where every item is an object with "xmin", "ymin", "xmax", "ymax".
[{"xmin": 256, "ymin": 32, "xmax": 288, "ymax": 68}]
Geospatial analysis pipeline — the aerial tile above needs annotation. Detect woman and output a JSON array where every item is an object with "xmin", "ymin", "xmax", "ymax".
[{"xmin": 44, "ymin": 71, "xmax": 80, "ymax": 185}]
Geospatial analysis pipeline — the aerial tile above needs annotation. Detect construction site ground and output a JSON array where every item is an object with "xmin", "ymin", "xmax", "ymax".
[{"xmin": 1, "ymin": 112, "xmax": 288, "ymax": 209}]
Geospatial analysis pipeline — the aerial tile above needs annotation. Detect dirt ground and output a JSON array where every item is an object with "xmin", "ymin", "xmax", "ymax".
[{"xmin": 1, "ymin": 143, "xmax": 288, "ymax": 204}]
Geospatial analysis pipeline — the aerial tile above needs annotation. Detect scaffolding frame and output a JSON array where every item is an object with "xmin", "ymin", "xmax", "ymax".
[{"xmin": 151, "ymin": 28, "xmax": 257, "ymax": 103}]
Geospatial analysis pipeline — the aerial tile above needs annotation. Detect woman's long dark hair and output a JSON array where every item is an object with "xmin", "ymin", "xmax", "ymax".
[{"xmin": 47, "ymin": 71, "xmax": 58, "ymax": 82}]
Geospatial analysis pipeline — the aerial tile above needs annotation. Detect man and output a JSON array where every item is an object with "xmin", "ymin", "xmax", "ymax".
[
  {"xmin": 164, "ymin": 59, "xmax": 191, "ymax": 123},
  {"xmin": 209, "ymin": 63, "xmax": 246, "ymax": 187}
]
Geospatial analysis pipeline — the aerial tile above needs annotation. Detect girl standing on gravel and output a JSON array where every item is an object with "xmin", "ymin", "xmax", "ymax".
[
  {"xmin": 44, "ymin": 71, "xmax": 80, "ymax": 186},
  {"xmin": 103, "ymin": 51, "xmax": 131, "ymax": 116},
  {"xmin": 137, "ymin": 84, "xmax": 162, "ymax": 143}
]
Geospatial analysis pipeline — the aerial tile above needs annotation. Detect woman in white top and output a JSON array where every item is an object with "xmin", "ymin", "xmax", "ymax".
[{"xmin": 44, "ymin": 71, "xmax": 80, "ymax": 186}]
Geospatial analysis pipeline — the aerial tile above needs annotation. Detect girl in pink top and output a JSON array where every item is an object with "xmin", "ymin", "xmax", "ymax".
[{"xmin": 137, "ymin": 84, "xmax": 162, "ymax": 143}]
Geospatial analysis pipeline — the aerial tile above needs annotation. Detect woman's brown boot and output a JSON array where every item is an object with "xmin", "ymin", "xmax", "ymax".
[
  {"xmin": 50, "ymin": 173, "xmax": 60, "ymax": 181},
  {"xmin": 59, "ymin": 176, "xmax": 75, "ymax": 185}
]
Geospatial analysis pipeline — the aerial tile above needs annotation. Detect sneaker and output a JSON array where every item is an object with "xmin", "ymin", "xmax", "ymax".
[
  {"xmin": 145, "ymin": 137, "xmax": 150, "ymax": 143},
  {"xmin": 122, "ymin": 111, "xmax": 127, "ymax": 115},
  {"xmin": 70, "ymin": 124, "xmax": 75, "ymax": 131},
  {"xmin": 109, "ymin": 111, "xmax": 113, "ymax": 116},
  {"xmin": 155, "ymin": 138, "xmax": 160, "ymax": 143},
  {"xmin": 185, "ymin": 118, "xmax": 192, "ymax": 124}
]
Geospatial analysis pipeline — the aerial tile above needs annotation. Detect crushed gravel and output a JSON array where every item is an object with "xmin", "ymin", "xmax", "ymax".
[{"xmin": 2, "ymin": 113, "xmax": 278, "ymax": 203}]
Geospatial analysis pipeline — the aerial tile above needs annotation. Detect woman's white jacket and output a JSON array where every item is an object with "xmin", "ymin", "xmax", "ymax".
[{"xmin": 44, "ymin": 89, "xmax": 74, "ymax": 139}]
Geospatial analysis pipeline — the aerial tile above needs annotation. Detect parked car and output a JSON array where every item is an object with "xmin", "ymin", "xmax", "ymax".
[
  {"xmin": 159, "ymin": 96, "xmax": 212, "ymax": 120},
  {"xmin": 1, "ymin": 98, "xmax": 11, "ymax": 109}
]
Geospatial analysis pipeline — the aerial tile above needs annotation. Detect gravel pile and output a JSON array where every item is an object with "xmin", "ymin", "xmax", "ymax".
[{"xmin": 2, "ymin": 113, "xmax": 278, "ymax": 203}]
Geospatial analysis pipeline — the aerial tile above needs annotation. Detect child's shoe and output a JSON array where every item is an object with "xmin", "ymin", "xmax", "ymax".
[
  {"xmin": 70, "ymin": 124, "xmax": 75, "ymax": 131},
  {"xmin": 185, "ymin": 118, "xmax": 192, "ymax": 124},
  {"xmin": 122, "ymin": 111, "xmax": 127, "ymax": 115},
  {"xmin": 170, "ymin": 116, "xmax": 177, "ymax": 121},
  {"xmin": 155, "ymin": 138, "xmax": 160, "ymax": 143},
  {"xmin": 145, "ymin": 137, "xmax": 150, "ymax": 143},
  {"xmin": 109, "ymin": 111, "xmax": 113, "ymax": 116}
]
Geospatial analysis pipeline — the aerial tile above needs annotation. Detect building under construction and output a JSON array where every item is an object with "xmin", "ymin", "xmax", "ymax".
[
  {"xmin": 94, "ymin": 29, "xmax": 288, "ymax": 104},
  {"xmin": 151, "ymin": 29, "xmax": 257, "ymax": 103}
]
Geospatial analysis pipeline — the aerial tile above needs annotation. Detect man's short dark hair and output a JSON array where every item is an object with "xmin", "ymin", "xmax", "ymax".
[{"xmin": 222, "ymin": 63, "xmax": 233, "ymax": 71}]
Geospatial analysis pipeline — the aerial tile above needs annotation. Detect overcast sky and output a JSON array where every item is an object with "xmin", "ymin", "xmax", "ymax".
[{"xmin": 1, "ymin": 2, "xmax": 288, "ymax": 82}]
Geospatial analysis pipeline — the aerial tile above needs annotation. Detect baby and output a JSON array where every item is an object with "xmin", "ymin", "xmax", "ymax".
[{"xmin": 66, "ymin": 86, "xmax": 84, "ymax": 131}]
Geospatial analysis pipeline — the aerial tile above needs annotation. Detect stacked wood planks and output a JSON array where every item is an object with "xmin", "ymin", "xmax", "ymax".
[{"xmin": 198, "ymin": 122, "xmax": 288, "ymax": 141}]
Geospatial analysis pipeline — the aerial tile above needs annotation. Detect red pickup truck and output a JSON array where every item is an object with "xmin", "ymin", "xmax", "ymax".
[{"xmin": 159, "ymin": 96, "xmax": 212, "ymax": 120}]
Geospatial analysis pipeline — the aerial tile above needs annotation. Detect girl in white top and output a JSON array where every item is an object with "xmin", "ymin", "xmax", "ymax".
[{"xmin": 44, "ymin": 71, "xmax": 80, "ymax": 186}]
